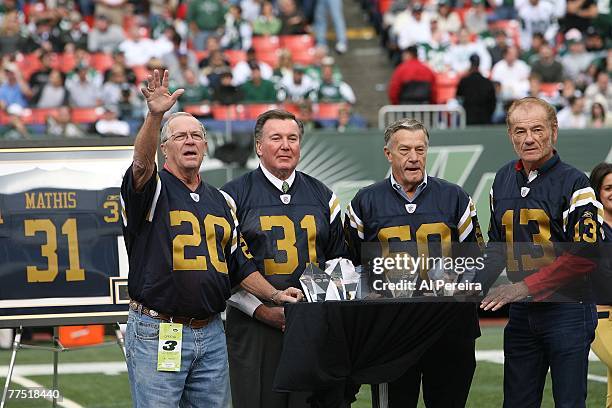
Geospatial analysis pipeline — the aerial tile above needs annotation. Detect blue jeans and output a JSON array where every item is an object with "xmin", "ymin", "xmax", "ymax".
[
  {"xmin": 314, "ymin": 0, "xmax": 347, "ymax": 48},
  {"xmin": 503, "ymin": 303, "xmax": 597, "ymax": 408},
  {"xmin": 125, "ymin": 309, "xmax": 230, "ymax": 408}
]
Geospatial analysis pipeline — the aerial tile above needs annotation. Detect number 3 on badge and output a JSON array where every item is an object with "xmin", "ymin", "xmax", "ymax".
[{"xmin": 157, "ymin": 323, "xmax": 183, "ymax": 372}]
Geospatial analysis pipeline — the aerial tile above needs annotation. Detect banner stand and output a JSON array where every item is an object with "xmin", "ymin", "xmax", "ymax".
[{"xmin": 1, "ymin": 323, "xmax": 127, "ymax": 408}]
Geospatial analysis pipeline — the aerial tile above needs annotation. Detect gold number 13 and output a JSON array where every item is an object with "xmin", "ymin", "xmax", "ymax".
[
  {"xmin": 501, "ymin": 209, "xmax": 555, "ymax": 272},
  {"xmin": 24, "ymin": 218, "xmax": 85, "ymax": 282}
]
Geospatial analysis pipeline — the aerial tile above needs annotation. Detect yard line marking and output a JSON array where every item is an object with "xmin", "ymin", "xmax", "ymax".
[{"xmin": 0, "ymin": 362, "xmax": 127, "ymax": 376}]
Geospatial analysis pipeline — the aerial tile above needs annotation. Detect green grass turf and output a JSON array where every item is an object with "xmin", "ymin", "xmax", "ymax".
[{"xmin": 0, "ymin": 327, "xmax": 608, "ymax": 407}]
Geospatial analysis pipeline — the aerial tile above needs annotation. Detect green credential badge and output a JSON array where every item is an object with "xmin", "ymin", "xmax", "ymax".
[{"xmin": 157, "ymin": 323, "xmax": 183, "ymax": 372}]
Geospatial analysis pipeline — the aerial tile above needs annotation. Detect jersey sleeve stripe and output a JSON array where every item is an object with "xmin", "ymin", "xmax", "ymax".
[
  {"xmin": 329, "ymin": 194, "xmax": 340, "ymax": 223},
  {"xmin": 562, "ymin": 188, "xmax": 603, "ymax": 230},
  {"xmin": 146, "ymin": 175, "xmax": 161, "ymax": 222},
  {"xmin": 347, "ymin": 203, "xmax": 364, "ymax": 239},
  {"xmin": 457, "ymin": 199, "xmax": 472, "ymax": 232},
  {"xmin": 119, "ymin": 193, "xmax": 127, "ymax": 227},
  {"xmin": 220, "ymin": 190, "xmax": 239, "ymax": 227},
  {"xmin": 459, "ymin": 221, "xmax": 474, "ymax": 243},
  {"xmin": 230, "ymin": 229, "xmax": 238, "ymax": 253}
]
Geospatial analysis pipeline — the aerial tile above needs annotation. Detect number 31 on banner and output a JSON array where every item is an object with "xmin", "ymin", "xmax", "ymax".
[{"xmin": 24, "ymin": 218, "xmax": 85, "ymax": 283}]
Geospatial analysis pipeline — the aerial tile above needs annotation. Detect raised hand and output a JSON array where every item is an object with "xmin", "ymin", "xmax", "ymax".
[{"xmin": 140, "ymin": 69, "xmax": 184, "ymax": 116}]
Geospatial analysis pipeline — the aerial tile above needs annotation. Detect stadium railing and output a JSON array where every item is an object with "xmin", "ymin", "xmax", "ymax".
[{"xmin": 378, "ymin": 104, "xmax": 467, "ymax": 130}]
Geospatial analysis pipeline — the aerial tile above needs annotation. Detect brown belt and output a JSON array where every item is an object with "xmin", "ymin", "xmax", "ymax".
[{"xmin": 129, "ymin": 300, "xmax": 215, "ymax": 329}]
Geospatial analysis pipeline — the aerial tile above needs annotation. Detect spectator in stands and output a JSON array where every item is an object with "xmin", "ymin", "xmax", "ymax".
[
  {"xmin": 314, "ymin": 0, "xmax": 348, "ymax": 53},
  {"xmin": 66, "ymin": 62, "xmax": 102, "ymax": 107},
  {"xmin": 221, "ymin": 4, "xmax": 253, "ymax": 50},
  {"xmin": 490, "ymin": 0, "xmax": 518, "ymax": 20},
  {"xmin": 488, "ymin": 30, "xmax": 509, "ymax": 67},
  {"xmin": 278, "ymin": 0, "xmax": 309, "ymax": 34},
  {"xmin": 253, "ymin": 1, "xmax": 281, "ymax": 36},
  {"xmin": 37, "ymin": 69, "xmax": 68, "ymax": 108},
  {"xmin": 152, "ymin": 26, "xmax": 177, "ymax": 58},
  {"xmin": 1, "ymin": 104, "xmax": 30, "ymax": 139},
  {"xmin": 87, "ymin": 14, "xmax": 124, "ymax": 53},
  {"xmin": 46, "ymin": 105, "xmax": 85, "ymax": 138},
  {"xmin": 201, "ymin": 49, "xmax": 231, "ymax": 89},
  {"xmin": 117, "ymin": 82, "xmax": 144, "ymax": 121},
  {"xmin": 66, "ymin": 56, "xmax": 104, "ymax": 89},
  {"xmin": 561, "ymin": 29, "xmax": 594, "ymax": 82},
  {"xmin": 530, "ymin": 43, "xmax": 565, "ymax": 83},
  {"xmin": 162, "ymin": 32, "xmax": 199, "ymax": 87},
  {"xmin": 491, "ymin": 45, "xmax": 531, "ymax": 101},
  {"xmin": 94, "ymin": 0, "xmax": 129, "ymax": 26},
  {"xmin": 456, "ymin": 54, "xmax": 496, "ymax": 124},
  {"xmin": 316, "ymin": 63, "xmax": 356, "ymax": 103},
  {"xmin": 557, "ymin": 94, "xmax": 587, "ymax": 127},
  {"xmin": 62, "ymin": 11, "xmax": 89, "ymax": 52},
  {"xmin": 434, "ymin": 0, "xmax": 461, "ymax": 35},
  {"xmin": 22, "ymin": 17, "xmax": 65, "ymax": 53},
  {"xmin": 273, "ymin": 48, "xmax": 294, "ymax": 81},
  {"xmin": 28, "ymin": 51, "xmax": 54, "ymax": 105},
  {"xmin": 521, "ymin": 32, "xmax": 546, "ymax": 64},
  {"xmin": 240, "ymin": 63, "xmax": 278, "ymax": 103},
  {"xmin": 0, "ymin": 64, "xmax": 31, "ymax": 110},
  {"xmin": 588, "ymin": 101, "xmax": 612, "ymax": 127},
  {"xmin": 172, "ymin": 68, "xmax": 210, "ymax": 109},
  {"xmin": 391, "ymin": 3, "xmax": 432, "ymax": 52},
  {"xmin": 445, "ymin": 27, "xmax": 492, "ymax": 75},
  {"xmin": 119, "ymin": 24, "xmax": 157, "ymax": 67},
  {"xmin": 279, "ymin": 64, "xmax": 317, "ymax": 102},
  {"xmin": 388, "ymin": 46, "xmax": 436, "ymax": 105},
  {"xmin": 299, "ymin": 100, "xmax": 323, "ymax": 131},
  {"xmin": 465, "ymin": 0, "xmax": 488, "ymax": 35},
  {"xmin": 420, "ymin": 20, "xmax": 452, "ymax": 72},
  {"xmin": 187, "ymin": 0, "xmax": 227, "ymax": 51},
  {"xmin": 232, "ymin": 47, "xmax": 273, "ymax": 85},
  {"xmin": 197, "ymin": 36, "xmax": 226, "ymax": 68},
  {"xmin": 335, "ymin": 105, "xmax": 359, "ymax": 132},
  {"xmin": 562, "ymin": 0, "xmax": 598, "ymax": 33},
  {"xmin": 104, "ymin": 50, "xmax": 137, "ymax": 84},
  {"xmin": 0, "ymin": 10, "xmax": 23, "ymax": 54},
  {"xmin": 240, "ymin": 0, "xmax": 262, "ymax": 23},
  {"xmin": 94, "ymin": 105, "xmax": 130, "ymax": 136},
  {"xmin": 518, "ymin": 0, "xmax": 558, "ymax": 50},
  {"xmin": 584, "ymin": 26, "xmax": 606, "ymax": 54},
  {"xmin": 212, "ymin": 70, "xmax": 244, "ymax": 105},
  {"xmin": 305, "ymin": 51, "xmax": 342, "ymax": 83},
  {"xmin": 102, "ymin": 66, "xmax": 131, "ymax": 111},
  {"xmin": 149, "ymin": 0, "xmax": 179, "ymax": 37},
  {"xmin": 585, "ymin": 70, "xmax": 612, "ymax": 110}
]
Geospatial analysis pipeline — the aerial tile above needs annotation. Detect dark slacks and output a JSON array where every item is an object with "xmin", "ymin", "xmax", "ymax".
[
  {"xmin": 372, "ymin": 332, "xmax": 476, "ymax": 408},
  {"xmin": 226, "ymin": 306, "xmax": 311, "ymax": 408},
  {"xmin": 503, "ymin": 302, "xmax": 597, "ymax": 408}
]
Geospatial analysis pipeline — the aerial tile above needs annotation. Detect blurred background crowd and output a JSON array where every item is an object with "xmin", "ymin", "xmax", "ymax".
[{"xmin": 0, "ymin": 0, "xmax": 611, "ymax": 139}]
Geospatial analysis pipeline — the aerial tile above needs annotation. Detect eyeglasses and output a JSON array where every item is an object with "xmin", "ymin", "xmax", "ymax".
[{"xmin": 168, "ymin": 131, "xmax": 206, "ymax": 142}]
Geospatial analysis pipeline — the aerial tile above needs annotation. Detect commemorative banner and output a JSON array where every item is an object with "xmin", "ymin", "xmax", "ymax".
[{"xmin": 0, "ymin": 146, "xmax": 133, "ymax": 328}]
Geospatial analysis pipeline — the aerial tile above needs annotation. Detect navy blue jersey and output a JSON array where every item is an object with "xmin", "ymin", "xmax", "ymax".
[
  {"xmin": 484, "ymin": 153, "xmax": 603, "ymax": 292},
  {"xmin": 221, "ymin": 167, "xmax": 348, "ymax": 290},
  {"xmin": 0, "ymin": 187, "xmax": 122, "ymax": 300},
  {"xmin": 345, "ymin": 176, "xmax": 484, "ymax": 275},
  {"xmin": 121, "ymin": 166, "xmax": 256, "ymax": 318}
]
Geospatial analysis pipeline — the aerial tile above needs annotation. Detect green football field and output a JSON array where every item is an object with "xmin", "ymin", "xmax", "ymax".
[{"xmin": 0, "ymin": 325, "xmax": 607, "ymax": 407}]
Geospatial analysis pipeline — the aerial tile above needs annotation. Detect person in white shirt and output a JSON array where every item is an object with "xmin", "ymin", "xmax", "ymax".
[
  {"xmin": 119, "ymin": 25, "xmax": 158, "ymax": 67},
  {"xmin": 232, "ymin": 47, "xmax": 274, "ymax": 86},
  {"xmin": 433, "ymin": 0, "xmax": 461, "ymax": 34},
  {"xmin": 445, "ymin": 27, "xmax": 492, "ymax": 75},
  {"xmin": 518, "ymin": 0, "xmax": 558, "ymax": 50},
  {"xmin": 391, "ymin": 3, "xmax": 432, "ymax": 50},
  {"xmin": 557, "ymin": 95, "xmax": 587, "ymax": 128},
  {"xmin": 491, "ymin": 45, "xmax": 531, "ymax": 101}
]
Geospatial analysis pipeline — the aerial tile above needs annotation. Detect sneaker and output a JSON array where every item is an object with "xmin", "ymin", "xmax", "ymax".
[{"xmin": 335, "ymin": 43, "xmax": 348, "ymax": 54}]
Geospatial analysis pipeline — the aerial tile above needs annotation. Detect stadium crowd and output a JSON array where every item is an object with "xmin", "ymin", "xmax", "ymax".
[
  {"xmin": 373, "ymin": 0, "xmax": 612, "ymax": 127},
  {"xmin": 0, "ymin": 0, "xmax": 358, "ymax": 139}
]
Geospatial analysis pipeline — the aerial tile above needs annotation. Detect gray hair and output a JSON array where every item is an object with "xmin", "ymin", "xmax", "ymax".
[
  {"xmin": 253, "ymin": 109, "xmax": 304, "ymax": 150},
  {"xmin": 384, "ymin": 118, "xmax": 430, "ymax": 147},
  {"xmin": 160, "ymin": 112, "xmax": 207, "ymax": 143}
]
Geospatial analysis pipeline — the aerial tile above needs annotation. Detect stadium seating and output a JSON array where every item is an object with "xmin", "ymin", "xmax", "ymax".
[
  {"xmin": 70, "ymin": 107, "xmax": 104, "ymax": 123},
  {"xmin": 225, "ymin": 50, "xmax": 248, "ymax": 67},
  {"xmin": 434, "ymin": 72, "xmax": 460, "ymax": 104},
  {"xmin": 183, "ymin": 104, "xmax": 212, "ymax": 117},
  {"xmin": 256, "ymin": 50, "xmax": 280, "ymax": 68},
  {"xmin": 315, "ymin": 103, "xmax": 344, "ymax": 119},
  {"xmin": 279, "ymin": 35, "xmax": 315, "ymax": 53},
  {"xmin": 252, "ymin": 36, "xmax": 281, "ymax": 53},
  {"xmin": 540, "ymin": 82, "xmax": 561, "ymax": 97},
  {"xmin": 212, "ymin": 104, "xmax": 247, "ymax": 120},
  {"xmin": 244, "ymin": 104, "xmax": 280, "ymax": 119},
  {"xmin": 90, "ymin": 53, "xmax": 115, "ymax": 73}
]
